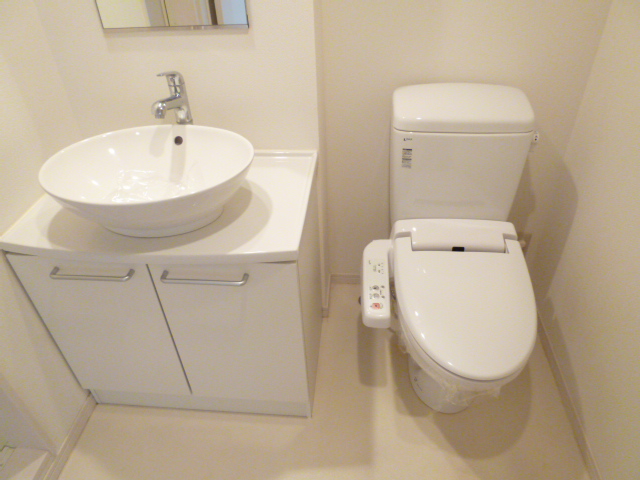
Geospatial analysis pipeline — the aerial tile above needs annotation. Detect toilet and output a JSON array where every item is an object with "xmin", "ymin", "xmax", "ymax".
[{"xmin": 362, "ymin": 83, "xmax": 537, "ymax": 413}]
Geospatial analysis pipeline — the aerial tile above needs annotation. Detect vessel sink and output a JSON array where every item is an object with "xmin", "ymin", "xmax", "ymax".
[{"xmin": 39, "ymin": 125, "xmax": 254, "ymax": 237}]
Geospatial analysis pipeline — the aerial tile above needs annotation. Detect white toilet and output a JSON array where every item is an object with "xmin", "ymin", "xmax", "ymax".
[{"xmin": 362, "ymin": 83, "xmax": 538, "ymax": 413}]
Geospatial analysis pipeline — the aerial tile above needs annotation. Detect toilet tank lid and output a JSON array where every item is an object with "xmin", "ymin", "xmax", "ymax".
[{"xmin": 393, "ymin": 83, "xmax": 535, "ymax": 134}]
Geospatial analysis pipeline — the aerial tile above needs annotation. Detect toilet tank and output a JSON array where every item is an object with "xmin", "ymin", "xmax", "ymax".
[{"xmin": 390, "ymin": 83, "xmax": 535, "ymax": 223}]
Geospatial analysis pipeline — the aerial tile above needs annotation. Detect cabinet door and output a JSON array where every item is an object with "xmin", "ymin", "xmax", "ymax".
[
  {"xmin": 149, "ymin": 263, "xmax": 309, "ymax": 405},
  {"xmin": 7, "ymin": 254, "xmax": 190, "ymax": 396}
]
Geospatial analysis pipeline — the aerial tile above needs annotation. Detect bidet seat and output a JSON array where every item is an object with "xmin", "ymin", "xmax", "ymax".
[{"xmin": 393, "ymin": 219, "xmax": 537, "ymax": 381}]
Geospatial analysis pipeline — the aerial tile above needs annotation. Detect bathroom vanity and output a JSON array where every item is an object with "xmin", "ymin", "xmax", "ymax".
[{"xmin": 2, "ymin": 152, "xmax": 322, "ymax": 417}]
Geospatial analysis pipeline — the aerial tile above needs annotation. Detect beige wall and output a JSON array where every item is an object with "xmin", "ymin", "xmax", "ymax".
[
  {"xmin": 320, "ymin": 1, "xmax": 612, "ymax": 275},
  {"xmin": 540, "ymin": 2, "xmax": 640, "ymax": 478},
  {"xmin": 0, "ymin": 0, "xmax": 88, "ymax": 451}
]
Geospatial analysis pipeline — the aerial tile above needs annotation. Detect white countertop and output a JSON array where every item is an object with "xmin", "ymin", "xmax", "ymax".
[{"xmin": 1, "ymin": 151, "xmax": 317, "ymax": 265}]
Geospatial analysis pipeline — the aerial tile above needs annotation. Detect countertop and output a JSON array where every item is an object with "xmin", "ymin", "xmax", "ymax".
[{"xmin": 1, "ymin": 151, "xmax": 317, "ymax": 265}]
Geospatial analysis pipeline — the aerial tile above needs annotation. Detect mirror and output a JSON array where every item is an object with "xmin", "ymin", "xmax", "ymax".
[{"xmin": 95, "ymin": 0, "xmax": 248, "ymax": 29}]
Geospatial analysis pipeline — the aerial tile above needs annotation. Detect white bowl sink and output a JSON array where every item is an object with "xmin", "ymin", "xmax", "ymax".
[{"xmin": 39, "ymin": 125, "xmax": 254, "ymax": 237}]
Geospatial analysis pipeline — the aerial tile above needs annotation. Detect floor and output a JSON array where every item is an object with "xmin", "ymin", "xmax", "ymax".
[{"xmin": 59, "ymin": 284, "xmax": 590, "ymax": 480}]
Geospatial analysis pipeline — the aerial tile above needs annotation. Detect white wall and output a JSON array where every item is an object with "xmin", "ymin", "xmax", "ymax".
[
  {"xmin": 540, "ymin": 2, "xmax": 640, "ymax": 478},
  {"xmin": 32, "ymin": 0, "xmax": 320, "ymax": 150},
  {"xmin": 320, "ymin": 1, "xmax": 612, "ymax": 276},
  {"xmin": 0, "ymin": 0, "xmax": 89, "ymax": 452}
]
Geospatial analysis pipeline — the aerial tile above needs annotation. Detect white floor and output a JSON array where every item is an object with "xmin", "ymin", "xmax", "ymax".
[{"xmin": 59, "ymin": 284, "xmax": 589, "ymax": 480}]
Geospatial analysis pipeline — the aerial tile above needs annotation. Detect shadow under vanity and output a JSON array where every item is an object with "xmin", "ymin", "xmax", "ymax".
[{"xmin": 2, "ymin": 152, "xmax": 323, "ymax": 417}]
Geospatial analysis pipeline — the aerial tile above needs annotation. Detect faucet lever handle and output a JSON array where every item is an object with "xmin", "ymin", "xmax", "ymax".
[{"xmin": 157, "ymin": 71, "xmax": 185, "ymax": 87}]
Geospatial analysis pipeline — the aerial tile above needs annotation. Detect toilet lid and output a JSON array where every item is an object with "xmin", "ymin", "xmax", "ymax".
[{"xmin": 393, "ymin": 234, "xmax": 537, "ymax": 381}]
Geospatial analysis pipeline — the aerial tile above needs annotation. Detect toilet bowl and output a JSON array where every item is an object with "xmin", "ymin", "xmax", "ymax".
[{"xmin": 362, "ymin": 83, "xmax": 538, "ymax": 412}]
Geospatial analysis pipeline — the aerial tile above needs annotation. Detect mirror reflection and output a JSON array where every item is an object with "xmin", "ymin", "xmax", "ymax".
[{"xmin": 96, "ymin": 0, "xmax": 248, "ymax": 29}]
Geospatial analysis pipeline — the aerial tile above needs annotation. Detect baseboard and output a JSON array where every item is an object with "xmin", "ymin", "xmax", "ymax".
[
  {"xmin": 43, "ymin": 394, "xmax": 95, "ymax": 480},
  {"xmin": 537, "ymin": 321, "xmax": 601, "ymax": 480},
  {"xmin": 322, "ymin": 274, "xmax": 331, "ymax": 317},
  {"xmin": 323, "ymin": 274, "xmax": 360, "ymax": 316},
  {"xmin": 91, "ymin": 389, "xmax": 309, "ymax": 417},
  {"xmin": 331, "ymin": 274, "xmax": 360, "ymax": 285}
]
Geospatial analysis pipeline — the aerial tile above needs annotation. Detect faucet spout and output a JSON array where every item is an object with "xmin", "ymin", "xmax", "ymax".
[{"xmin": 152, "ymin": 71, "xmax": 193, "ymax": 125}]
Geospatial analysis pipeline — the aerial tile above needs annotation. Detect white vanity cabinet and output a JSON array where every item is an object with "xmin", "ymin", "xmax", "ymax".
[
  {"xmin": 2, "ymin": 153, "xmax": 323, "ymax": 417},
  {"xmin": 149, "ymin": 263, "xmax": 308, "ymax": 401},
  {"xmin": 144, "ymin": 261, "xmax": 313, "ymax": 415},
  {"xmin": 6, "ymin": 255, "xmax": 191, "ymax": 397}
]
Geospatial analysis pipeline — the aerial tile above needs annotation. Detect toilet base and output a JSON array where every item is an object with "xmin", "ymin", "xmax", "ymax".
[{"xmin": 408, "ymin": 357, "xmax": 468, "ymax": 413}]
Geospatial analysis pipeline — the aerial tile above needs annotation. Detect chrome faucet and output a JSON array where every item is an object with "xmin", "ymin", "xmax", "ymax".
[{"xmin": 151, "ymin": 71, "xmax": 193, "ymax": 125}]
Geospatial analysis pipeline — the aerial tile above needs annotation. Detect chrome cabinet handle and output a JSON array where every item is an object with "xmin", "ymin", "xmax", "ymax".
[
  {"xmin": 160, "ymin": 270, "xmax": 249, "ymax": 287},
  {"xmin": 49, "ymin": 267, "xmax": 134, "ymax": 282}
]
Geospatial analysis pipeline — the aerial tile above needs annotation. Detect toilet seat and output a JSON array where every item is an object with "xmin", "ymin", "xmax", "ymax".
[
  {"xmin": 392, "ymin": 219, "xmax": 537, "ymax": 381},
  {"xmin": 399, "ymin": 315, "xmax": 523, "ymax": 392}
]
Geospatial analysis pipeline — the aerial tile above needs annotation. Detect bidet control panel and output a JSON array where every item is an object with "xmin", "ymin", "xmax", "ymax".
[{"xmin": 362, "ymin": 240, "xmax": 392, "ymax": 328}]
